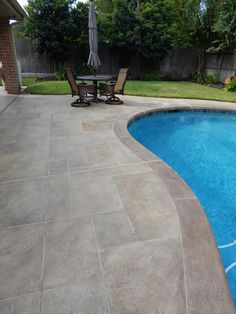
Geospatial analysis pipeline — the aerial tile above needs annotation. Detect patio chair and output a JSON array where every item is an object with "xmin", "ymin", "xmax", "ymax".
[
  {"xmin": 65, "ymin": 68, "xmax": 96, "ymax": 107},
  {"xmin": 99, "ymin": 68, "xmax": 129, "ymax": 104}
]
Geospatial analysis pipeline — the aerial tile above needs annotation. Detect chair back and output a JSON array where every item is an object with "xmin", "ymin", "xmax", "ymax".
[
  {"xmin": 114, "ymin": 68, "xmax": 129, "ymax": 94},
  {"xmin": 65, "ymin": 68, "xmax": 78, "ymax": 95}
]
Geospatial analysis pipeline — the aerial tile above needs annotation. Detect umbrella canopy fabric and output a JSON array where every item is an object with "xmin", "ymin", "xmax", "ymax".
[{"xmin": 87, "ymin": 1, "xmax": 101, "ymax": 72}]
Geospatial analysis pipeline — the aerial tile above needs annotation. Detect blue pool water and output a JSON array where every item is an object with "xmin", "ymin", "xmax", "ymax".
[{"xmin": 128, "ymin": 110, "xmax": 236, "ymax": 304}]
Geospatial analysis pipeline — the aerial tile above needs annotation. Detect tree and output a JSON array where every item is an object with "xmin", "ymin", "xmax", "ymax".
[
  {"xmin": 96, "ymin": 0, "xmax": 140, "ymax": 12},
  {"xmin": 136, "ymin": 0, "xmax": 141, "ymax": 11},
  {"xmin": 98, "ymin": 0, "xmax": 173, "ymax": 66},
  {"xmin": 11, "ymin": 21, "xmax": 28, "ymax": 39},
  {"xmin": 69, "ymin": 2, "xmax": 89, "ymax": 67},
  {"xmin": 96, "ymin": 0, "xmax": 115, "ymax": 13},
  {"xmin": 168, "ymin": 0, "xmax": 218, "ymax": 47},
  {"xmin": 168, "ymin": 0, "xmax": 220, "ymax": 80},
  {"xmin": 26, "ymin": 0, "xmax": 74, "ymax": 68},
  {"xmin": 111, "ymin": 0, "xmax": 139, "ymax": 51},
  {"xmin": 137, "ymin": 0, "xmax": 172, "ymax": 59},
  {"xmin": 210, "ymin": 0, "xmax": 236, "ymax": 51},
  {"xmin": 99, "ymin": 0, "xmax": 140, "ymax": 65},
  {"xmin": 209, "ymin": 0, "xmax": 236, "ymax": 75}
]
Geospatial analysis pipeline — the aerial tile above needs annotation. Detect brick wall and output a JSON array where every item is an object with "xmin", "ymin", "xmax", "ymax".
[{"xmin": 0, "ymin": 19, "xmax": 20, "ymax": 94}]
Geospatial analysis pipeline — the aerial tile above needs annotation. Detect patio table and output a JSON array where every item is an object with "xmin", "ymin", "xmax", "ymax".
[{"xmin": 77, "ymin": 75, "xmax": 113, "ymax": 102}]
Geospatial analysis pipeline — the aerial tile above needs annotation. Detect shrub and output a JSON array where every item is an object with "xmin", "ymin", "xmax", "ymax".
[
  {"xmin": 143, "ymin": 71, "xmax": 160, "ymax": 81},
  {"xmin": 55, "ymin": 70, "xmax": 65, "ymax": 81},
  {"xmin": 191, "ymin": 70, "xmax": 198, "ymax": 81},
  {"xmin": 203, "ymin": 74, "xmax": 219, "ymax": 84},
  {"xmin": 226, "ymin": 78, "xmax": 236, "ymax": 92}
]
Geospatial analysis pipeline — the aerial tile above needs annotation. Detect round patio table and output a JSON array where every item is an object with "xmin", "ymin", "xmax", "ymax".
[{"xmin": 77, "ymin": 75, "xmax": 113, "ymax": 102}]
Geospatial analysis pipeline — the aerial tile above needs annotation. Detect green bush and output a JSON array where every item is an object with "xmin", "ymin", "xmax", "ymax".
[
  {"xmin": 226, "ymin": 78, "xmax": 236, "ymax": 92},
  {"xmin": 203, "ymin": 74, "xmax": 219, "ymax": 84},
  {"xmin": 143, "ymin": 71, "xmax": 160, "ymax": 81},
  {"xmin": 191, "ymin": 70, "xmax": 198, "ymax": 81},
  {"xmin": 55, "ymin": 70, "xmax": 65, "ymax": 81}
]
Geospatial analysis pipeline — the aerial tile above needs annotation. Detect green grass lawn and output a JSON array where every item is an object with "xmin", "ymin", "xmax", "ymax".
[
  {"xmin": 25, "ymin": 80, "xmax": 70, "ymax": 94},
  {"xmin": 22, "ymin": 77, "xmax": 37, "ymax": 86},
  {"xmin": 24, "ymin": 80, "xmax": 236, "ymax": 102},
  {"xmin": 0, "ymin": 77, "xmax": 38, "ymax": 87}
]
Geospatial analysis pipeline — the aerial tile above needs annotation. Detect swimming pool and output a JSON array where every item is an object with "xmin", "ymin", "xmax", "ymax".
[{"xmin": 128, "ymin": 110, "xmax": 236, "ymax": 305}]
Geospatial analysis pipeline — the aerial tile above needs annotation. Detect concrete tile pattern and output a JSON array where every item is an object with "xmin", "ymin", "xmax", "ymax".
[
  {"xmin": 0, "ymin": 224, "xmax": 44, "ymax": 299},
  {"xmin": 0, "ymin": 178, "xmax": 47, "ymax": 227},
  {"xmin": 114, "ymin": 172, "xmax": 180, "ymax": 240},
  {"xmin": 101, "ymin": 238, "xmax": 186, "ymax": 314},
  {"xmin": 43, "ymin": 218, "xmax": 101, "ymax": 290},
  {"xmin": 0, "ymin": 293, "xmax": 41, "ymax": 314},
  {"xmin": 0, "ymin": 94, "xmax": 234, "ymax": 313},
  {"xmin": 47, "ymin": 174, "xmax": 70, "ymax": 221},
  {"xmin": 41, "ymin": 281, "xmax": 109, "ymax": 314},
  {"xmin": 93, "ymin": 211, "xmax": 136, "ymax": 250},
  {"xmin": 70, "ymin": 173, "xmax": 123, "ymax": 217}
]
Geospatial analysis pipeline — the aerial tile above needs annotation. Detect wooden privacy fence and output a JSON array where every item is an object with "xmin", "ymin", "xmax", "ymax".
[
  {"xmin": 14, "ymin": 38, "xmax": 234, "ymax": 82},
  {"xmin": 205, "ymin": 52, "xmax": 234, "ymax": 82},
  {"xmin": 14, "ymin": 38, "xmax": 56, "ymax": 74}
]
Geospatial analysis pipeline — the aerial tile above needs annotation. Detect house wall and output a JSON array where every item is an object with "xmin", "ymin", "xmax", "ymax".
[{"xmin": 0, "ymin": 20, "xmax": 21, "ymax": 94}]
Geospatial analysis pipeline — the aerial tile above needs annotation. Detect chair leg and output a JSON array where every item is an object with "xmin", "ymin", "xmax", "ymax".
[
  {"xmin": 71, "ymin": 97, "xmax": 91, "ymax": 107},
  {"xmin": 105, "ymin": 95, "xmax": 123, "ymax": 105}
]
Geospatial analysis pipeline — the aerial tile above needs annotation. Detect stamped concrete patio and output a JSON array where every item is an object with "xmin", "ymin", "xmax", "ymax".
[{"xmin": 0, "ymin": 94, "xmax": 235, "ymax": 313}]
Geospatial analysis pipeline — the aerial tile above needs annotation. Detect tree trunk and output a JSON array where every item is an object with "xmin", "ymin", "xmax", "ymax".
[
  {"xmin": 197, "ymin": 49, "xmax": 206, "ymax": 83},
  {"xmin": 136, "ymin": 0, "xmax": 141, "ymax": 12},
  {"xmin": 234, "ymin": 48, "xmax": 236, "ymax": 77},
  {"xmin": 217, "ymin": 52, "xmax": 224, "ymax": 79}
]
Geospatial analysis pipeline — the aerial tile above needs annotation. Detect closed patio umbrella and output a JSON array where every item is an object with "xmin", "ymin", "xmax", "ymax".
[{"xmin": 87, "ymin": 0, "xmax": 101, "ymax": 73}]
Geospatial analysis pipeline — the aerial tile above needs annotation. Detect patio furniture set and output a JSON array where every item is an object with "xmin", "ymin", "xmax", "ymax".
[{"xmin": 65, "ymin": 68, "xmax": 129, "ymax": 107}]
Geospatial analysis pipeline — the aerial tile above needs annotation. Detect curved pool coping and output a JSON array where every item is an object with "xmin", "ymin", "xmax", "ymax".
[{"xmin": 113, "ymin": 105, "xmax": 236, "ymax": 313}]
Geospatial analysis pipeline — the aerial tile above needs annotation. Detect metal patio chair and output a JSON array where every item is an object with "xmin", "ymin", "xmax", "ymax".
[
  {"xmin": 65, "ymin": 68, "xmax": 96, "ymax": 107},
  {"xmin": 99, "ymin": 68, "xmax": 129, "ymax": 104}
]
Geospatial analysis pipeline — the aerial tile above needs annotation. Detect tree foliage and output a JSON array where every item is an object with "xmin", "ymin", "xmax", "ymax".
[
  {"xmin": 209, "ymin": 0, "xmax": 236, "ymax": 52},
  {"xmin": 98, "ymin": 0, "xmax": 173, "ymax": 63},
  {"xmin": 96, "ymin": 0, "xmax": 115, "ymax": 13},
  {"xmin": 69, "ymin": 2, "xmax": 90, "ymax": 62},
  {"xmin": 12, "ymin": 21, "xmax": 28, "ymax": 39},
  {"xmin": 167, "ymin": 0, "xmax": 221, "ymax": 80},
  {"xmin": 26, "ymin": 0, "xmax": 73, "ymax": 64},
  {"xmin": 110, "ymin": 0, "xmax": 140, "ymax": 51},
  {"xmin": 169, "ymin": 0, "xmax": 220, "ymax": 49},
  {"xmin": 24, "ymin": 0, "xmax": 236, "ymax": 74},
  {"xmin": 137, "ymin": 0, "xmax": 172, "ymax": 58},
  {"xmin": 26, "ymin": 0, "xmax": 89, "ymax": 68}
]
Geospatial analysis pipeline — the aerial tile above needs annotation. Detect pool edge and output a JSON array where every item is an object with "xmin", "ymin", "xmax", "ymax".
[{"xmin": 113, "ymin": 105, "xmax": 236, "ymax": 313}]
